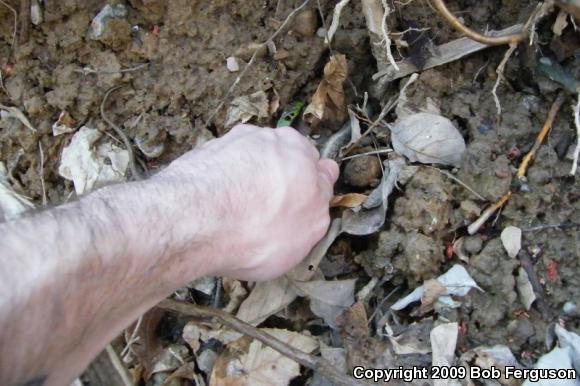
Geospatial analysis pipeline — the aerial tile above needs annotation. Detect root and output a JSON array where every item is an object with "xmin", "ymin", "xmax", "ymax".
[
  {"xmin": 379, "ymin": 0, "xmax": 399, "ymax": 71},
  {"xmin": 430, "ymin": 0, "xmax": 526, "ymax": 45},
  {"xmin": 326, "ymin": 0, "xmax": 350, "ymax": 44}
]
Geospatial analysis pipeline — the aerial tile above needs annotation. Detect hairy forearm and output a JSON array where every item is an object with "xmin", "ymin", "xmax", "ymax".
[{"xmin": 0, "ymin": 181, "xmax": 216, "ymax": 386}]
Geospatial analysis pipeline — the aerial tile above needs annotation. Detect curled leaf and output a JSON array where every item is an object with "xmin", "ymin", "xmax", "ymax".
[
  {"xmin": 303, "ymin": 55, "xmax": 348, "ymax": 128},
  {"xmin": 330, "ymin": 193, "xmax": 368, "ymax": 208}
]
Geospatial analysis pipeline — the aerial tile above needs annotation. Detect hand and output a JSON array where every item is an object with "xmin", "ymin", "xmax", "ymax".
[{"xmin": 151, "ymin": 124, "xmax": 339, "ymax": 281}]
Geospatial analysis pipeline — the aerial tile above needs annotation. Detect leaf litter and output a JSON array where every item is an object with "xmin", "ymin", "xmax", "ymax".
[{"xmin": 5, "ymin": 1, "xmax": 580, "ymax": 385}]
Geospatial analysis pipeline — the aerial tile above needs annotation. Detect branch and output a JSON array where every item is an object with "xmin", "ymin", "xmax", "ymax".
[{"xmin": 157, "ymin": 299, "xmax": 369, "ymax": 386}]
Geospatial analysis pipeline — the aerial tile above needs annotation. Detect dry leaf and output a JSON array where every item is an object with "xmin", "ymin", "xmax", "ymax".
[
  {"xmin": 420, "ymin": 279, "xmax": 446, "ymax": 313},
  {"xmin": 292, "ymin": 279, "xmax": 357, "ymax": 328},
  {"xmin": 341, "ymin": 157, "xmax": 406, "ymax": 235},
  {"xmin": 330, "ymin": 193, "xmax": 368, "ymax": 208},
  {"xmin": 390, "ymin": 319, "xmax": 433, "ymax": 355},
  {"xmin": 209, "ymin": 329, "xmax": 318, "ymax": 386},
  {"xmin": 237, "ymin": 220, "xmax": 342, "ymax": 325},
  {"xmin": 430, "ymin": 323, "xmax": 460, "ymax": 386},
  {"xmin": 303, "ymin": 55, "xmax": 348, "ymax": 128},
  {"xmin": 225, "ymin": 91, "xmax": 270, "ymax": 129},
  {"xmin": 391, "ymin": 264, "xmax": 482, "ymax": 311},
  {"xmin": 52, "ymin": 110, "xmax": 76, "ymax": 136},
  {"xmin": 222, "ymin": 278, "xmax": 248, "ymax": 314},
  {"xmin": 516, "ymin": 267, "xmax": 536, "ymax": 311},
  {"xmin": 390, "ymin": 113, "xmax": 466, "ymax": 167},
  {"xmin": 58, "ymin": 126, "xmax": 129, "ymax": 195},
  {"xmin": 131, "ymin": 308, "xmax": 165, "ymax": 379},
  {"xmin": 501, "ymin": 226, "xmax": 522, "ymax": 258}
]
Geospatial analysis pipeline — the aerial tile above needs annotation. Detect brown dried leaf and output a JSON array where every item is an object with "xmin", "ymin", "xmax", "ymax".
[
  {"xmin": 131, "ymin": 308, "xmax": 165, "ymax": 379},
  {"xmin": 330, "ymin": 193, "xmax": 368, "ymax": 208},
  {"xmin": 303, "ymin": 55, "xmax": 348, "ymax": 128},
  {"xmin": 420, "ymin": 279, "xmax": 446, "ymax": 313}
]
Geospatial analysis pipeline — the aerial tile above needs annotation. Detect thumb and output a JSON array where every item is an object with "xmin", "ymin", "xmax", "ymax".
[{"xmin": 317, "ymin": 159, "xmax": 339, "ymax": 199}]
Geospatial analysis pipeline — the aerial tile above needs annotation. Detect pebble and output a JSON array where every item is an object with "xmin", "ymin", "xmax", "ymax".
[
  {"xmin": 343, "ymin": 156, "xmax": 381, "ymax": 188},
  {"xmin": 226, "ymin": 56, "xmax": 240, "ymax": 72},
  {"xmin": 463, "ymin": 236, "xmax": 483, "ymax": 254},
  {"xmin": 292, "ymin": 9, "xmax": 317, "ymax": 37}
]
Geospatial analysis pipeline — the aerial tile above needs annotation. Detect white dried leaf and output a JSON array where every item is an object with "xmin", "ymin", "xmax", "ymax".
[
  {"xmin": 292, "ymin": 279, "xmax": 356, "ymax": 328},
  {"xmin": 516, "ymin": 267, "xmax": 536, "ymax": 311},
  {"xmin": 501, "ymin": 226, "xmax": 522, "ymax": 258},
  {"xmin": 431, "ymin": 323, "xmax": 460, "ymax": 386},
  {"xmin": 391, "ymin": 264, "xmax": 482, "ymax": 311},
  {"xmin": 210, "ymin": 329, "xmax": 318, "ymax": 386},
  {"xmin": 555, "ymin": 325, "xmax": 580, "ymax": 373},
  {"xmin": 58, "ymin": 126, "xmax": 129, "ymax": 195},
  {"xmin": 225, "ymin": 91, "xmax": 269, "ymax": 129},
  {"xmin": 390, "ymin": 113, "xmax": 466, "ymax": 167},
  {"xmin": 522, "ymin": 347, "xmax": 576, "ymax": 386},
  {"xmin": 226, "ymin": 56, "xmax": 240, "ymax": 72}
]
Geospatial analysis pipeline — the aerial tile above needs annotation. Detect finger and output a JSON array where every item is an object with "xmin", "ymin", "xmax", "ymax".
[
  {"xmin": 227, "ymin": 124, "xmax": 261, "ymax": 138},
  {"xmin": 276, "ymin": 126, "xmax": 320, "ymax": 160}
]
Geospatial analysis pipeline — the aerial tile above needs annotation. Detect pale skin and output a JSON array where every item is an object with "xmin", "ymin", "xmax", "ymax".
[{"xmin": 0, "ymin": 125, "xmax": 339, "ymax": 386}]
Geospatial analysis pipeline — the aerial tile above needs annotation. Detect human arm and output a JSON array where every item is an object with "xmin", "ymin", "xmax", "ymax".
[{"xmin": 0, "ymin": 125, "xmax": 339, "ymax": 386}]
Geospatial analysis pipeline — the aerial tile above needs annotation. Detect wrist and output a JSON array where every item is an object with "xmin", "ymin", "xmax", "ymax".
[{"xmin": 86, "ymin": 177, "xmax": 225, "ymax": 289}]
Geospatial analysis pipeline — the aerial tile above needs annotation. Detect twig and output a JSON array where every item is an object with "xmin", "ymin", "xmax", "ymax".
[
  {"xmin": 204, "ymin": 0, "xmax": 312, "ymax": 129},
  {"xmin": 430, "ymin": 0, "xmax": 526, "ymax": 45},
  {"xmin": 120, "ymin": 315, "xmax": 143, "ymax": 361},
  {"xmin": 492, "ymin": 2, "xmax": 545, "ymax": 118},
  {"xmin": 100, "ymin": 86, "xmax": 143, "ymax": 181},
  {"xmin": 19, "ymin": 0, "xmax": 31, "ymax": 44},
  {"xmin": 467, "ymin": 191, "xmax": 512, "ymax": 235},
  {"xmin": 425, "ymin": 166, "xmax": 486, "ymax": 201},
  {"xmin": 570, "ymin": 93, "xmax": 580, "ymax": 175},
  {"xmin": 158, "ymin": 299, "xmax": 369, "ymax": 386},
  {"xmin": 38, "ymin": 141, "xmax": 46, "ymax": 206},
  {"xmin": 326, "ymin": 0, "xmax": 350, "ymax": 44},
  {"xmin": 517, "ymin": 92, "xmax": 566, "ymax": 179},
  {"xmin": 523, "ymin": 222, "xmax": 579, "ymax": 232},
  {"xmin": 492, "ymin": 44, "xmax": 517, "ymax": 118},
  {"xmin": 105, "ymin": 344, "xmax": 133, "ymax": 386},
  {"xmin": 0, "ymin": 0, "xmax": 18, "ymax": 65},
  {"xmin": 341, "ymin": 149, "xmax": 393, "ymax": 160},
  {"xmin": 74, "ymin": 62, "xmax": 150, "ymax": 76}
]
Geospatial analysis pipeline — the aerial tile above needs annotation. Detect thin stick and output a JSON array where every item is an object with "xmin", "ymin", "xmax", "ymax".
[
  {"xmin": 205, "ymin": 0, "xmax": 312, "ymax": 129},
  {"xmin": 425, "ymin": 166, "xmax": 486, "ymax": 201},
  {"xmin": 158, "ymin": 299, "xmax": 369, "ymax": 386},
  {"xmin": 341, "ymin": 149, "xmax": 392, "ymax": 160},
  {"xmin": 570, "ymin": 93, "xmax": 580, "ymax": 175},
  {"xmin": 100, "ymin": 86, "xmax": 143, "ymax": 180},
  {"xmin": 430, "ymin": 0, "xmax": 525, "ymax": 45},
  {"xmin": 105, "ymin": 344, "xmax": 133, "ymax": 386},
  {"xmin": 19, "ymin": 0, "xmax": 31, "ymax": 44},
  {"xmin": 517, "ymin": 93, "xmax": 566, "ymax": 179},
  {"xmin": 38, "ymin": 141, "xmax": 46, "ymax": 206},
  {"xmin": 74, "ymin": 62, "xmax": 150, "ymax": 75},
  {"xmin": 325, "ymin": 0, "xmax": 350, "ymax": 44},
  {"xmin": 467, "ymin": 191, "xmax": 512, "ymax": 235}
]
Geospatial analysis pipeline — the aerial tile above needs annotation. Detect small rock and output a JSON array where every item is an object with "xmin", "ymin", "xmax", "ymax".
[
  {"xmin": 395, "ymin": 231, "xmax": 443, "ymax": 282},
  {"xmin": 343, "ymin": 156, "xmax": 381, "ymax": 188},
  {"xmin": 463, "ymin": 236, "xmax": 483, "ymax": 254},
  {"xmin": 226, "ymin": 56, "xmax": 240, "ymax": 72},
  {"xmin": 460, "ymin": 200, "xmax": 481, "ymax": 218},
  {"xmin": 292, "ymin": 9, "xmax": 317, "ymax": 37}
]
